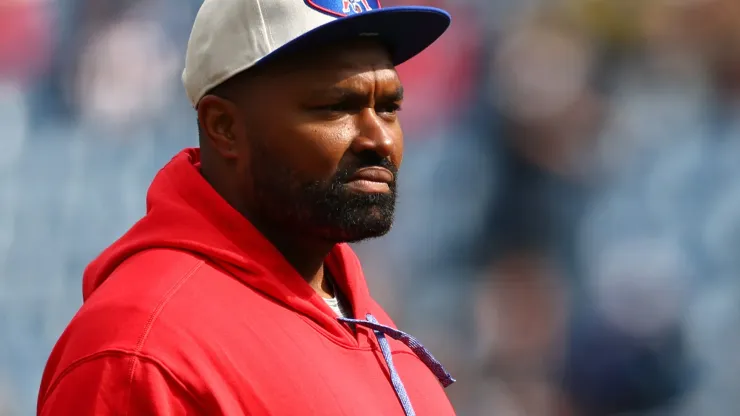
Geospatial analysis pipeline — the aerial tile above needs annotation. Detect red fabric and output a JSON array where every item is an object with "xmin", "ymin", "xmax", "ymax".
[{"xmin": 37, "ymin": 148, "xmax": 455, "ymax": 416}]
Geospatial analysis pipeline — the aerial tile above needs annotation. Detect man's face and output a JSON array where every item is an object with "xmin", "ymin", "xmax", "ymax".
[{"xmin": 227, "ymin": 41, "xmax": 404, "ymax": 243}]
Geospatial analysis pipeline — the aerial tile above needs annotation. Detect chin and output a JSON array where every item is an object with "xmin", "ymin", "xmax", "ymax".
[
  {"xmin": 311, "ymin": 203, "xmax": 395, "ymax": 243},
  {"xmin": 319, "ymin": 220, "xmax": 394, "ymax": 244},
  {"xmin": 341, "ymin": 225, "xmax": 393, "ymax": 244}
]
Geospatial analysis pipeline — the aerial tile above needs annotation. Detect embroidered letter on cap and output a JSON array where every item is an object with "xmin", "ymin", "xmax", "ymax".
[{"xmin": 305, "ymin": 0, "xmax": 381, "ymax": 17}]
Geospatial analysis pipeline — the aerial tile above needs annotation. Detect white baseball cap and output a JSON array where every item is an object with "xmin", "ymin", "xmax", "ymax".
[{"xmin": 182, "ymin": 0, "xmax": 451, "ymax": 108}]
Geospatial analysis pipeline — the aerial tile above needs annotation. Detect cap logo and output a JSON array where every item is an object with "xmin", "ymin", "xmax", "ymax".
[{"xmin": 305, "ymin": 0, "xmax": 381, "ymax": 17}]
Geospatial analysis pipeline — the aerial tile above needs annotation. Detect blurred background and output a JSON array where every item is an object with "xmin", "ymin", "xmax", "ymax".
[{"xmin": 1, "ymin": 0, "xmax": 740, "ymax": 414}]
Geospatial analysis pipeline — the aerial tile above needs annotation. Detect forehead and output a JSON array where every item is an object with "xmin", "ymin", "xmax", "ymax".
[
  {"xmin": 251, "ymin": 40, "xmax": 400, "ymax": 93},
  {"xmin": 300, "ymin": 40, "xmax": 395, "ymax": 72}
]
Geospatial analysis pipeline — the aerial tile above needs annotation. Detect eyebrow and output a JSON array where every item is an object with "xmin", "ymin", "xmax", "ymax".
[{"xmin": 310, "ymin": 85, "xmax": 404, "ymax": 102}]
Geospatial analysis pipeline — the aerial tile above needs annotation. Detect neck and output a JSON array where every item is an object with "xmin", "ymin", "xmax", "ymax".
[
  {"xmin": 201, "ymin": 159, "xmax": 335, "ymax": 297},
  {"xmin": 258, "ymin": 227, "xmax": 335, "ymax": 295}
]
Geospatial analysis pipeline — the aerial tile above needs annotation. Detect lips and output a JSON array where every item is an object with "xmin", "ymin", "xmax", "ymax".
[{"xmin": 348, "ymin": 167, "xmax": 394, "ymax": 184}]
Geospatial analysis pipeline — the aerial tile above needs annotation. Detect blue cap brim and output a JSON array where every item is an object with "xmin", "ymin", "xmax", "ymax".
[{"xmin": 257, "ymin": 6, "xmax": 451, "ymax": 68}]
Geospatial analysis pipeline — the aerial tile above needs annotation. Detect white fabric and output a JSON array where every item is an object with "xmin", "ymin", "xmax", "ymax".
[
  {"xmin": 182, "ymin": 0, "xmax": 334, "ymax": 107},
  {"xmin": 324, "ymin": 295, "xmax": 352, "ymax": 318},
  {"xmin": 323, "ymin": 275, "xmax": 352, "ymax": 318}
]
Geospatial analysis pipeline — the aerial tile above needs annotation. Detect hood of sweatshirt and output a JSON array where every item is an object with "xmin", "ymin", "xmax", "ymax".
[{"xmin": 82, "ymin": 148, "xmax": 374, "ymax": 343}]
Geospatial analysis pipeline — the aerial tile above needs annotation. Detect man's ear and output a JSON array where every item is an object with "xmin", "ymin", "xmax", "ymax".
[{"xmin": 197, "ymin": 95, "xmax": 245, "ymax": 159}]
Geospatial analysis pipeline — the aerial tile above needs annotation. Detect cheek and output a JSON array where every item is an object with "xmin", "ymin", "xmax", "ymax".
[
  {"xmin": 269, "ymin": 123, "xmax": 353, "ymax": 180},
  {"xmin": 393, "ymin": 128, "xmax": 404, "ymax": 169}
]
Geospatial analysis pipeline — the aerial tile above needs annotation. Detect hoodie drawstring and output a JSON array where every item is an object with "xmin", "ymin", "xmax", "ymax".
[{"xmin": 338, "ymin": 314, "xmax": 455, "ymax": 416}]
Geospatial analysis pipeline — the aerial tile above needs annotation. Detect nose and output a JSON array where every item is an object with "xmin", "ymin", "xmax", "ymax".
[{"xmin": 349, "ymin": 108, "xmax": 400, "ymax": 161}]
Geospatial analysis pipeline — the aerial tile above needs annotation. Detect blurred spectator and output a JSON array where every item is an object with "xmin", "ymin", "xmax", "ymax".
[
  {"xmin": 562, "ymin": 235, "xmax": 694, "ymax": 415},
  {"xmin": 25, "ymin": 0, "xmax": 199, "ymax": 129},
  {"xmin": 24, "ymin": 0, "xmax": 143, "ymax": 127},
  {"xmin": 563, "ymin": 314, "xmax": 691, "ymax": 416},
  {"xmin": 484, "ymin": 16, "xmax": 604, "ymax": 284},
  {"xmin": 473, "ymin": 249, "xmax": 570, "ymax": 416},
  {"xmin": 490, "ymin": 17, "xmax": 603, "ymax": 179},
  {"xmin": 387, "ymin": 0, "xmax": 483, "ymax": 137},
  {"xmin": 74, "ymin": 15, "xmax": 179, "ymax": 132},
  {"xmin": 0, "ymin": 0, "xmax": 53, "ymax": 87}
]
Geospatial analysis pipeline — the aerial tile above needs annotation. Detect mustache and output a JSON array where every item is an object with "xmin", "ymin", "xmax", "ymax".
[{"xmin": 335, "ymin": 152, "xmax": 398, "ymax": 183}]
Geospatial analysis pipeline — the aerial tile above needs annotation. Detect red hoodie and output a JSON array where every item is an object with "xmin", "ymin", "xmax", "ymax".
[{"xmin": 37, "ymin": 148, "xmax": 456, "ymax": 415}]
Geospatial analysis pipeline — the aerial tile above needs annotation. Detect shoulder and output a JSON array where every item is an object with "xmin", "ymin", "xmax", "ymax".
[
  {"xmin": 38, "ymin": 349, "xmax": 203, "ymax": 415},
  {"xmin": 41, "ymin": 249, "xmax": 246, "ymax": 411},
  {"xmin": 44, "ymin": 249, "xmax": 226, "ymax": 387},
  {"xmin": 78, "ymin": 248, "xmax": 209, "ymax": 347}
]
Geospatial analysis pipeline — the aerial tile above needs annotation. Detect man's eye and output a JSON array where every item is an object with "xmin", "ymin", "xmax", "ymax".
[
  {"xmin": 316, "ymin": 103, "xmax": 353, "ymax": 113},
  {"xmin": 378, "ymin": 103, "xmax": 402, "ymax": 114}
]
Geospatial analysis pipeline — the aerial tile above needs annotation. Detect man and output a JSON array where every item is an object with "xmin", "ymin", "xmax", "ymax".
[{"xmin": 37, "ymin": 0, "xmax": 455, "ymax": 415}]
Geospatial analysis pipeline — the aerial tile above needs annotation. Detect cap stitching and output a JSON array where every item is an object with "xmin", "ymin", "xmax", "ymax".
[{"xmin": 253, "ymin": 0, "xmax": 275, "ymax": 51}]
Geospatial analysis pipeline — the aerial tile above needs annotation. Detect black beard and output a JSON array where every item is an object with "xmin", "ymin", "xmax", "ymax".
[{"xmin": 251, "ymin": 147, "xmax": 398, "ymax": 243}]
